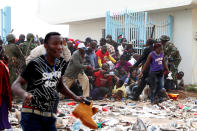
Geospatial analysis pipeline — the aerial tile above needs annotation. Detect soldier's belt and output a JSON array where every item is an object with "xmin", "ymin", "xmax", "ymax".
[{"xmin": 22, "ymin": 108, "xmax": 56, "ymax": 117}]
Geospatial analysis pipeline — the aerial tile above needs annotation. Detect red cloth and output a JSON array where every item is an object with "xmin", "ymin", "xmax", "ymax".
[
  {"xmin": 178, "ymin": 104, "xmax": 184, "ymax": 109},
  {"xmin": 67, "ymin": 101, "xmax": 76, "ymax": 106},
  {"xmin": 15, "ymin": 39, "xmax": 19, "ymax": 44},
  {"xmin": 94, "ymin": 71, "xmax": 112, "ymax": 87},
  {"xmin": 102, "ymin": 107, "xmax": 109, "ymax": 111},
  {"xmin": 68, "ymin": 38, "xmax": 74, "ymax": 42},
  {"xmin": 74, "ymin": 40, "xmax": 80, "ymax": 49},
  {"xmin": 163, "ymin": 70, "xmax": 168, "ymax": 75},
  {"xmin": 94, "ymin": 71, "xmax": 104, "ymax": 87},
  {"xmin": 0, "ymin": 60, "xmax": 12, "ymax": 110},
  {"xmin": 68, "ymin": 39, "xmax": 80, "ymax": 49},
  {"xmin": 96, "ymin": 50, "xmax": 110, "ymax": 64}
]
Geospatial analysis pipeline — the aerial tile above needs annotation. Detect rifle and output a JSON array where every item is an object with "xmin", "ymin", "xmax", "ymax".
[
  {"xmin": 150, "ymin": 25, "xmax": 155, "ymax": 39},
  {"xmin": 36, "ymin": 35, "xmax": 41, "ymax": 45},
  {"xmin": 142, "ymin": 25, "xmax": 156, "ymax": 48}
]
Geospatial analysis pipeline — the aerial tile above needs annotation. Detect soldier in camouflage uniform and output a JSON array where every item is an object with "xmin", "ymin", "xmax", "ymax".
[
  {"xmin": 19, "ymin": 33, "xmax": 37, "ymax": 58},
  {"xmin": 160, "ymin": 35, "xmax": 182, "ymax": 88},
  {"xmin": 4, "ymin": 34, "xmax": 25, "ymax": 84}
]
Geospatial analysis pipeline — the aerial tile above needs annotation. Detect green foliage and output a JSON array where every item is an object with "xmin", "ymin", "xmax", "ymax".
[{"xmin": 185, "ymin": 85, "xmax": 197, "ymax": 92}]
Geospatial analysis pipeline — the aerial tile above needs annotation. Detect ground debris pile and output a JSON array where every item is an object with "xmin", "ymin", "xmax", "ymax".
[{"xmin": 8, "ymin": 97, "xmax": 197, "ymax": 131}]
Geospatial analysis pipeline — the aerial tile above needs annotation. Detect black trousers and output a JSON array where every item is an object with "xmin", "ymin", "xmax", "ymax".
[
  {"xmin": 149, "ymin": 71, "xmax": 163, "ymax": 103},
  {"xmin": 133, "ymin": 73, "xmax": 150, "ymax": 99}
]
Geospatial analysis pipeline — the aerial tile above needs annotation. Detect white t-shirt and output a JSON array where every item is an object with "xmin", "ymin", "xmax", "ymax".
[
  {"xmin": 26, "ymin": 45, "xmax": 71, "ymax": 64},
  {"xmin": 118, "ymin": 45, "xmax": 124, "ymax": 55},
  {"xmin": 129, "ymin": 57, "xmax": 136, "ymax": 65}
]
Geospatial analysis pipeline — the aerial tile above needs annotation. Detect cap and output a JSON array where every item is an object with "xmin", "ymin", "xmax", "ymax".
[{"xmin": 78, "ymin": 43, "xmax": 86, "ymax": 49}]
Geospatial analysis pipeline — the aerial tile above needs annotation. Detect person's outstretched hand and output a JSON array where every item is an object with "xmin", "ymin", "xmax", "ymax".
[{"xmin": 23, "ymin": 92, "xmax": 33, "ymax": 106}]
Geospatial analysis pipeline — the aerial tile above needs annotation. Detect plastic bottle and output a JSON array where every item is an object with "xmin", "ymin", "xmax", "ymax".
[{"xmin": 71, "ymin": 119, "xmax": 82, "ymax": 131}]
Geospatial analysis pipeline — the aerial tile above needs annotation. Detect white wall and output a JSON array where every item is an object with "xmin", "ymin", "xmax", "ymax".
[
  {"xmin": 173, "ymin": 9, "xmax": 193, "ymax": 84},
  {"xmin": 192, "ymin": 8, "xmax": 197, "ymax": 84},
  {"xmin": 37, "ymin": 0, "xmax": 193, "ymax": 24},
  {"xmin": 149, "ymin": 9, "xmax": 193, "ymax": 84},
  {"xmin": 69, "ymin": 18, "xmax": 105, "ymax": 42}
]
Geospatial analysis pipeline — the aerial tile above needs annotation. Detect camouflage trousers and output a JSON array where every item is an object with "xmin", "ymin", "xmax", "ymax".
[
  {"xmin": 10, "ymin": 67, "xmax": 19, "ymax": 85},
  {"xmin": 169, "ymin": 64, "xmax": 178, "ymax": 89},
  {"xmin": 170, "ymin": 67, "xmax": 178, "ymax": 81}
]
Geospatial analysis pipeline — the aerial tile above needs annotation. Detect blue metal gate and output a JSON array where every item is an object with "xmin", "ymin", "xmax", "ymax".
[
  {"xmin": 105, "ymin": 10, "xmax": 173, "ymax": 54},
  {"xmin": 0, "ymin": 6, "xmax": 11, "ymax": 41}
]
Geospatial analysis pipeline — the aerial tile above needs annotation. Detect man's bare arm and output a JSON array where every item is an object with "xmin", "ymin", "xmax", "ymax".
[
  {"xmin": 57, "ymin": 77, "xmax": 83, "ymax": 102},
  {"xmin": 12, "ymin": 76, "xmax": 33, "ymax": 105},
  {"xmin": 12, "ymin": 76, "xmax": 27, "ymax": 99}
]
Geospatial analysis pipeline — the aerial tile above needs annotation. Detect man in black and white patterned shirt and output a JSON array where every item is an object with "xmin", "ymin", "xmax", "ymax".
[{"xmin": 12, "ymin": 32, "xmax": 84, "ymax": 131}]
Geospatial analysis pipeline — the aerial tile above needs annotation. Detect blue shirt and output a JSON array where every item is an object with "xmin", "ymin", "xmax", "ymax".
[{"xmin": 88, "ymin": 51, "xmax": 98, "ymax": 68}]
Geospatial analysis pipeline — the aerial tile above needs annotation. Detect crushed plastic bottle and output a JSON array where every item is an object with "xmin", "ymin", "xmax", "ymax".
[
  {"xmin": 132, "ymin": 118, "xmax": 147, "ymax": 131},
  {"xmin": 71, "ymin": 119, "xmax": 82, "ymax": 131},
  {"xmin": 127, "ymin": 103, "xmax": 135, "ymax": 106}
]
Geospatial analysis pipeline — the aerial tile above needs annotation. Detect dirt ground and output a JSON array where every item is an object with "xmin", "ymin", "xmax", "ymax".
[
  {"xmin": 9, "ymin": 90, "xmax": 197, "ymax": 131},
  {"xmin": 56, "ymin": 90, "xmax": 197, "ymax": 130},
  {"xmin": 169, "ymin": 90, "xmax": 197, "ymax": 99}
]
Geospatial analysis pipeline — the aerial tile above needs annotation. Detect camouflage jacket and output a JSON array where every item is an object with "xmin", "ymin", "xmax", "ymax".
[
  {"xmin": 4, "ymin": 43, "xmax": 26, "ymax": 83},
  {"xmin": 19, "ymin": 41, "xmax": 38, "ymax": 57},
  {"xmin": 163, "ymin": 42, "xmax": 182, "ymax": 67}
]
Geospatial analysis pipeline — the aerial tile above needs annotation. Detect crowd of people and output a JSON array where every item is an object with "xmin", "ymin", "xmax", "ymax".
[{"xmin": 0, "ymin": 32, "xmax": 184, "ymax": 130}]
